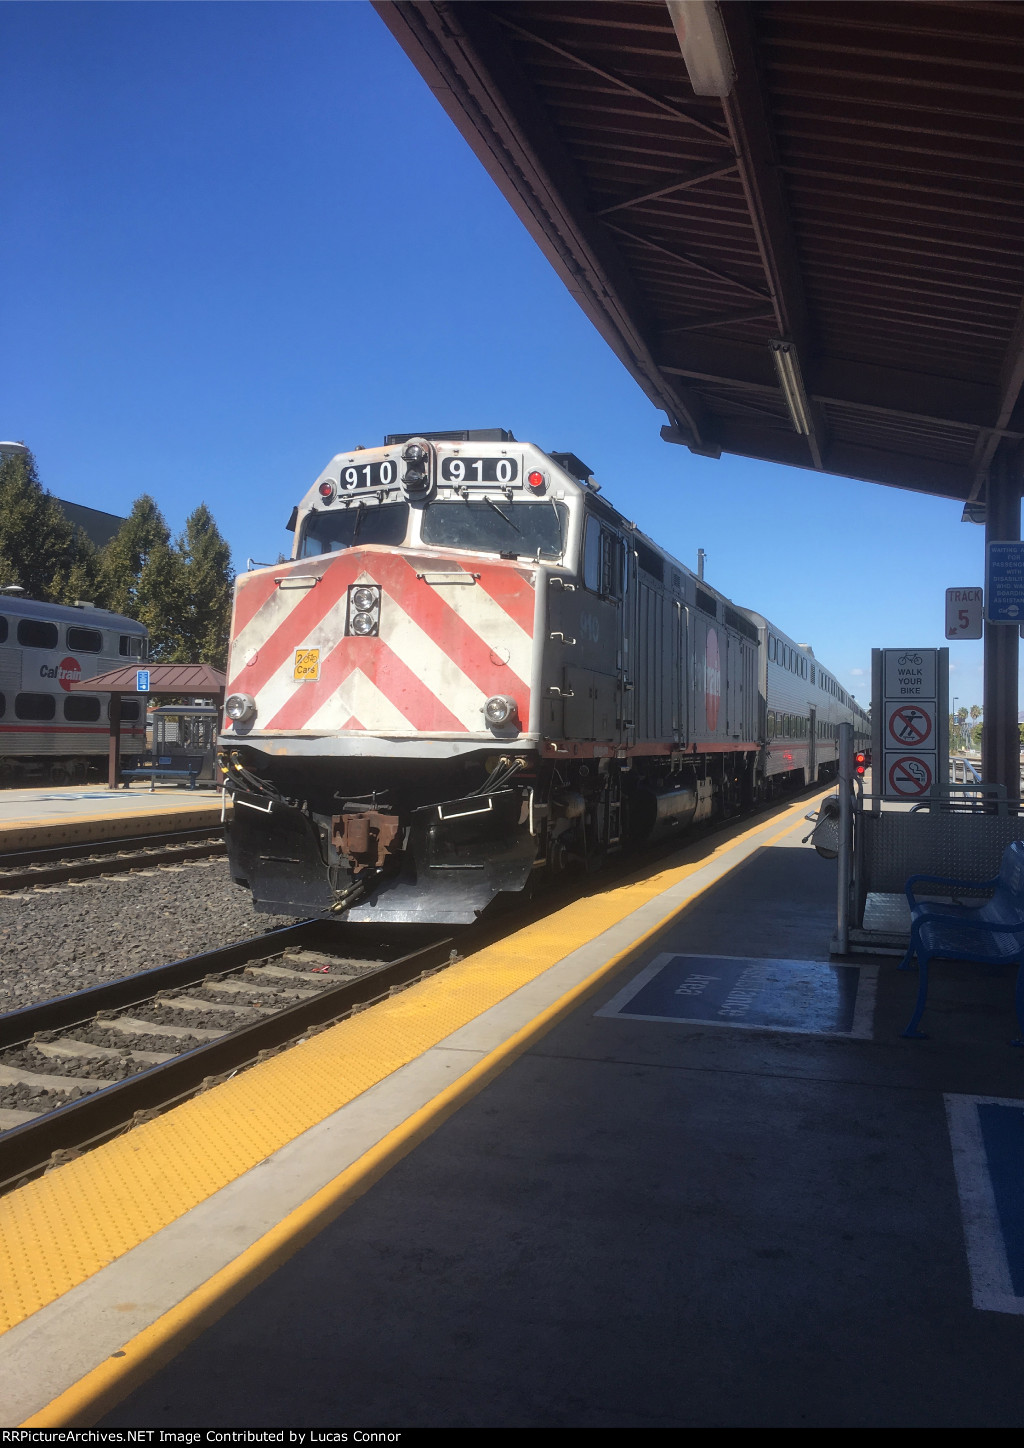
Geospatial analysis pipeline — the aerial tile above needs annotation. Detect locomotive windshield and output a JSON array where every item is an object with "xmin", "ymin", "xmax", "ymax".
[
  {"xmin": 300, "ymin": 502, "xmax": 409, "ymax": 556},
  {"xmin": 421, "ymin": 499, "xmax": 567, "ymax": 558}
]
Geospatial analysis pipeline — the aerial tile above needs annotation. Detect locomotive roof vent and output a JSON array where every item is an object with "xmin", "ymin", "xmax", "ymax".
[
  {"xmin": 549, "ymin": 451, "xmax": 594, "ymax": 483},
  {"xmin": 384, "ymin": 428, "xmax": 516, "ymax": 444}
]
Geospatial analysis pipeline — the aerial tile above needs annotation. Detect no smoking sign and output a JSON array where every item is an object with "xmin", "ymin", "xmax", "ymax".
[{"xmin": 887, "ymin": 754, "xmax": 933, "ymax": 797}]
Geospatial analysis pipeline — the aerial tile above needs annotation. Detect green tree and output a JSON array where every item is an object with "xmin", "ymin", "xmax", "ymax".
[
  {"xmin": 0, "ymin": 461, "xmax": 236, "ymax": 665},
  {"xmin": 99, "ymin": 495, "xmax": 173, "ymax": 619},
  {"xmin": 174, "ymin": 504, "xmax": 234, "ymax": 668},
  {"xmin": 114, "ymin": 501, "xmax": 234, "ymax": 665},
  {"xmin": 0, "ymin": 446, "xmax": 83, "ymax": 602},
  {"xmin": 135, "ymin": 541, "xmax": 187, "ymax": 661},
  {"xmin": 970, "ymin": 704, "xmax": 983, "ymax": 752},
  {"xmin": 51, "ymin": 530, "xmax": 103, "ymax": 608}
]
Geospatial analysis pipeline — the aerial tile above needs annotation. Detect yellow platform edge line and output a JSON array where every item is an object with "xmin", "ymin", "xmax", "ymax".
[{"xmin": 22, "ymin": 804, "xmax": 815, "ymax": 1428}]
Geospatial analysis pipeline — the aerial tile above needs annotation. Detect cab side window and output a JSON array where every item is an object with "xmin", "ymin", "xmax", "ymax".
[
  {"xmin": 583, "ymin": 517, "xmax": 602, "ymax": 592},
  {"xmin": 583, "ymin": 518, "xmax": 626, "ymax": 600}
]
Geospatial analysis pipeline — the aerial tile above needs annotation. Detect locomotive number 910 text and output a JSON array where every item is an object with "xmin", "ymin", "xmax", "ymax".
[
  {"xmin": 340, "ymin": 460, "xmax": 397, "ymax": 490},
  {"xmin": 441, "ymin": 457, "xmax": 519, "ymax": 484}
]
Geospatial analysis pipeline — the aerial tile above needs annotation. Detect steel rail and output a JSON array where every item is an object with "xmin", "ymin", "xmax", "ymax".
[
  {"xmin": 0, "ymin": 923, "xmax": 454, "ymax": 1194},
  {"xmin": 0, "ymin": 839, "xmax": 227, "ymax": 891},
  {"xmin": 0, "ymin": 825, "xmax": 223, "ymax": 870}
]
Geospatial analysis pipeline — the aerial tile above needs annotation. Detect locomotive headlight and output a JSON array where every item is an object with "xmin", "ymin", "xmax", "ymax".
[
  {"xmin": 347, "ymin": 582, "xmax": 381, "ymax": 636},
  {"xmin": 484, "ymin": 695, "xmax": 518, "ymax": 726},
  {"xmin": 225, "ymin": 693, "xmax": 257, "ymax": 723}
]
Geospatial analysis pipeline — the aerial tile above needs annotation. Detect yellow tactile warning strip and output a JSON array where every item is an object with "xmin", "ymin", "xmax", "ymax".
[
  {"xmin": 2, "ymin": 791, "xmax": 823, "ymax": 1407},
  {"xmin": 0, "ymin": 802, "xmax": 225, "ymax": 853}
]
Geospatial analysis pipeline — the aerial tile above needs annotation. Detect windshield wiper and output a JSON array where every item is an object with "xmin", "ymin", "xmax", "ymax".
[
  {"xmin": 350, "ymin": 503, "xmax": 365, "ymax": 546},
  {"xmin": 547, "ymin": 497, "xmax": 563, "ymax": 557},
  {"xmin": 483, "ymin": 496, "xmax": 520, "ymax": 532}
]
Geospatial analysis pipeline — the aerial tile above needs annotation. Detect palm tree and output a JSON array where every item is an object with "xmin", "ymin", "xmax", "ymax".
[{"xmin": 970, "ymin": 704, "xmax": 982, "ymax": 753}]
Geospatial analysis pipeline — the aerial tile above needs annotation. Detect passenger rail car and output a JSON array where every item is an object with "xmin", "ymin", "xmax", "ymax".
[
  {"xmin": 0, "ymin": 597, "xmax": 148, "ymax": 781},
  {"xmin": 741, "ymin": 611, "xmax": 870, "ymax": 793},
  {"xmin": 221, "ymin": 431, "xmax": 867, "ymax": 924}
]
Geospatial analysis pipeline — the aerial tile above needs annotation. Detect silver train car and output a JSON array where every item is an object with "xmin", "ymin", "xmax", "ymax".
[
  {"xmin": 0, "ymin": 596, "xmax": 148, "ymax": 781},
  {"xmin": 220, "ymin": 431, "xmax": 868, "ymax": 924},
  {"xmin": 741, "ymin": 611, "xmax": 870, "ymax": 793}
]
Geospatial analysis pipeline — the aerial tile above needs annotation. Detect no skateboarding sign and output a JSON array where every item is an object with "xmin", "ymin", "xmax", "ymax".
[
  {"xmin": 888, "ymin": 755, "xmax": 933, "ymax": 797},
  {"xmin": 887, "ymin": 703, "xmax": 933, "ymax": 748}
]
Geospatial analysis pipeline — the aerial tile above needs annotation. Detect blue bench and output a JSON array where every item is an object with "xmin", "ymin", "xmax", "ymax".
[
  {"xmin": 121, "ymin": 755, "xmax": 204, "ymax": 791},
  {"xmin": 898, "ymin": 838, "xmax": 1024, "ymax": 1040}
]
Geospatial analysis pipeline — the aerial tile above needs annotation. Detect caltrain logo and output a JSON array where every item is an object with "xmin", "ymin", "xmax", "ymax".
[
  {"xmin": 39, "ymin": 657, "xmax": 83, "ymax": 691},
  {"xmin": 705, "ymin": 629, "xmax": 721, "ymax": 731}
]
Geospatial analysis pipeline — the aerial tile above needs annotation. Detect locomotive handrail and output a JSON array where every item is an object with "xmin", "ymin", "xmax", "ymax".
[
  {"xmin": 275, "ymin": 575, "xmax": 319, "ymax": 590},
  {"xmin": 416, "ymin": 571, "xmax": 480, "ymax": 585}
]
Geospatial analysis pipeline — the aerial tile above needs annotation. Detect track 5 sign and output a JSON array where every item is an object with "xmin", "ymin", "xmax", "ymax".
[{"xmin": 945, "ymin": 587, "xmax": 983, "ymax": 639}]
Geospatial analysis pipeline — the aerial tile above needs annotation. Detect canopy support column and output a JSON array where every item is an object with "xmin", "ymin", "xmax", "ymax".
[{"xmin": 982, "ymin": 454, "xmax": 1022, "ymax": 802}]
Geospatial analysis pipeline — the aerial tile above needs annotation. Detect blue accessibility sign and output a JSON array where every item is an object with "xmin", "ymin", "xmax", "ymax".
[
  {"xmin": 136, "ymin": 669, "xmax": 151, "ymax": 692},
  {"xmin": 596, "ymin": 953, "xmax": 871, "ymax": 1037},
  {"xmin": 985, "ymin": 541, "xmax": 1024, "ymax": 622}
]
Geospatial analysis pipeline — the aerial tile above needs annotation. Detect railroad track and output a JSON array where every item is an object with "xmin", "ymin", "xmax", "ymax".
[
  {"xmin": 0, "ymin": 781, "xmax": 832, "ymax": 1196},
  {"xmin": 0, "ymin": 921, "xmax": 457, "ymax": 1195},
  {"xmin": 0, "ymin": 827, "xmax": 226, "ymax": 891}
]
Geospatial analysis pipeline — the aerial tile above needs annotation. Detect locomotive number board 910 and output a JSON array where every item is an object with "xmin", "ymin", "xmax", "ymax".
[
  {"xmin": 440, "ymin": 457, "xmax": 520, "ymax": 484},
  {"xmin": 340, "ymin": 460, "xmax": 399, "ymax": 490}
]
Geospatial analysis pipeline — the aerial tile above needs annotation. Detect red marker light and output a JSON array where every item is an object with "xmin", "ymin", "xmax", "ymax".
[
  {"xmin": 527, "ymin": 470, "xmax": 546, "ymax": 492},
  {"xmin": 318, "ymin": 481, "xmax": 336, "ymax": 504}
]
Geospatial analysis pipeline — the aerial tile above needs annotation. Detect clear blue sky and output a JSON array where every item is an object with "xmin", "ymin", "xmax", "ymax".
[{"xmin": 0, "ymin": 0, "xmax": 1001, "ymax": 711}]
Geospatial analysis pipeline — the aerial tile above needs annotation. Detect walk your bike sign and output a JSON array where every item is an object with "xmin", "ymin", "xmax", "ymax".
[{"xmin": 871, "ymin": 648, "xmax": 949, "ymax": 801}]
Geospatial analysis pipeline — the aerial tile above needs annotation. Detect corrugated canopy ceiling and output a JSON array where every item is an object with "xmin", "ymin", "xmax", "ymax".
[{"xmin": 375, "ymin": 1, "xmax": 1024, "ymax": 504}]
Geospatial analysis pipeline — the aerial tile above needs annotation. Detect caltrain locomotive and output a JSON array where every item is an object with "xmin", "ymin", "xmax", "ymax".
[
  {"xmin": 221, "ymin": 430, "xmax": 869, "ymax": 923},
  {"xmin": 0, "ymin": 596, "xmax": 147, "ymax": 782}
]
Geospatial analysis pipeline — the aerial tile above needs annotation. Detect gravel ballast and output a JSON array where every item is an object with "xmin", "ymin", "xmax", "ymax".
[{"xmin": 0, "ymin": 860, "xmax": 297, "ymax": 1017}]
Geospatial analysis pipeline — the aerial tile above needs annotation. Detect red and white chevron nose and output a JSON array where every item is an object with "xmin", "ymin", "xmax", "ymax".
[{"xmin": 225, "ymin": 550, "xmax": 536, "ymax": 736}]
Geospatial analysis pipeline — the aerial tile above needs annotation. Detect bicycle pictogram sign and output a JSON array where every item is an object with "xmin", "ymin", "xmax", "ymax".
[
  {"xmin": 887, "ymin": 755, "xmax": 933, "ymax": 797},
  {"xmin": 887, "ymin": 704, "xmax": 933, "ymax": 747}
]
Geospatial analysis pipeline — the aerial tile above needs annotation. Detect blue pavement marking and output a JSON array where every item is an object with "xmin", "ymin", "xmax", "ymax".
[
  {"xmin": 596, "ymin": 953, "xmax": 877, "ymax": 1038},
  {"xmin": 946, "ymin": 1094, "xmax": 1024, "ymax": 1314},
  {"xmin": 29, "ymin": 793, "xmax": 124, "ymax": 802}
]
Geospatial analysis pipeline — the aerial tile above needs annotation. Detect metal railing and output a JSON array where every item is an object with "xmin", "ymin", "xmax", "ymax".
[{"xmin": 949, "ymin": 756, "xmax": 983, "ymax": 786}]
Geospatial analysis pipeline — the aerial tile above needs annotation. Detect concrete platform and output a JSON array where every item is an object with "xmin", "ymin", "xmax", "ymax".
[
  {"xmin": 0, "ymin": 785, "xmax": 224, "ymax": 851},
  {"xmin": 5, "ymin": 787, "xmax": 1024, "ymax": 1426}
]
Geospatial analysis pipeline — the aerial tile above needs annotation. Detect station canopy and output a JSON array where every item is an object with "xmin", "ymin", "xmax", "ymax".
[
  {"xmin": 70, "ymin": 664, "xmax": 226, "ymax": 700},
  {"xmin": 376, "ymin": 1, "xmax": 1024, "ymax": 510}
]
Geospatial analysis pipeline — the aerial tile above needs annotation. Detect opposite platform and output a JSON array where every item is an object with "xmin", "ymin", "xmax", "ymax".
[{"xmin": 0, "ymin": 785, "xmax": 224, "ymax": 852}]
